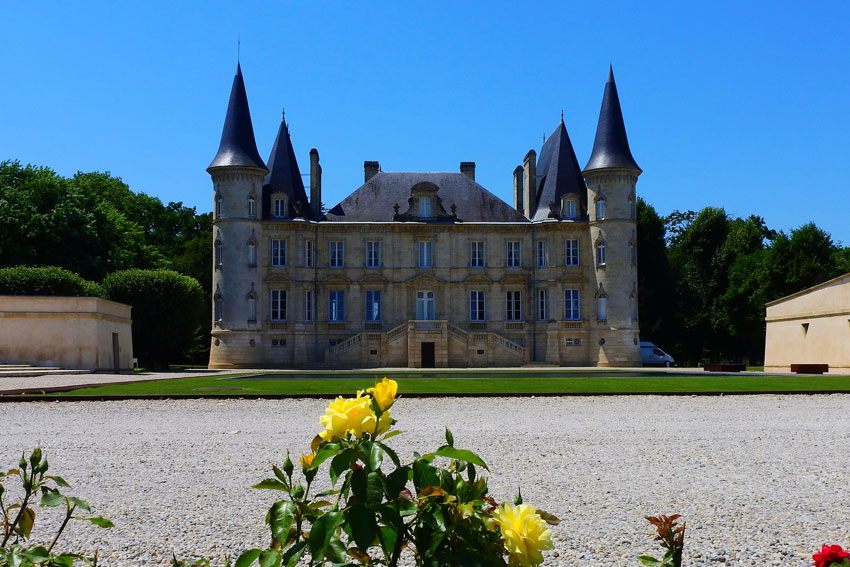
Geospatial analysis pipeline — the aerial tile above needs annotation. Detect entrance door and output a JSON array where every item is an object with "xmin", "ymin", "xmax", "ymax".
[
  {"xmin": 416, "ymin": 291, "xmax": 435, "ymax": 320},
  {"xmin": 421, "ymin": 342, "xmax": 435, "ymax": 368}
]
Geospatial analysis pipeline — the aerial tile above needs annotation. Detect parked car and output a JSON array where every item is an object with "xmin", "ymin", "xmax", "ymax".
[{"xmin": 640, "ymin": 341, "xmax": 675, "ymax": 367}]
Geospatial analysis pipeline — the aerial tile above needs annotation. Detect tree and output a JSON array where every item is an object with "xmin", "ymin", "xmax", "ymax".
[
  {"xmin": 635, "ymin": 198, "xmax": 677, "ymax": 349},
  {"xmin": 102, "ymin": 269, "xmax": 205, "ymax": 369}
]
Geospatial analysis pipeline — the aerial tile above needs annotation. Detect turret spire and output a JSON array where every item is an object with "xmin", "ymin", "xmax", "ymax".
[
  {"xmin": 263, "ymin": 111, "xmax": 311, "ymax": 218},
  {"xmin": 208, "ymin": 62, "xmax": 267, "ymax": 172},
  {"xmin": 583, "ymin": 65, "xmax": 641, "ymax": 173}
]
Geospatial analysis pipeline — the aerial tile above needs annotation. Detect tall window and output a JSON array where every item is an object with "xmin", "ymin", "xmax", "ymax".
[
  {"xmin": 564, "ymin": 289, "xmax": 580, "ymax": 320},
  {"xmin": 305, "ymin": 240, "xmax": 314, "ymax": 268},
  {"xmin": 305, "ymin": 290, "xmax": 314, "ymax": 322},
  {"xmin": 215, "ymin": 196, "xmax": 222, "ymax": 219},
  {"xmin": 416, "ymin": 290, "xmax": 435, "ymax": 320},
  {"xmin": 470, "ymin": 241, "xmax": 485, "ymax": 268},
  {"xmin": 506, "ymin": 241, "xmax": 521, "ymax": 268},
  {"xmin": 329, "ymin": 291, "xmax": 345, "ymax": 321},
  {"xmin": 470, "ymin": 290, "xmax": 486, "ymax": 322},
  {"xmin": 506, "ymin": 291, "xmax": 522, "ymax": 321},
  {"xmin": 565, "ymin": 239, "xmax": 579, "ymax": 266},
  {"xmin": 270, "ymin": 290, "xmax": 287, "ymax": 321},
  {"xmin": 596, "ymin": 241, "xmax": 606, "ymax": 266},
  {"xmin": 537, "ymin": 289, "xmax": 547, "ymax": 321},
  {"xmin": 365, "ymin": 291, "xmax": 381, "ymax": 322},
  {"xmin": 247, "ymin": 197, "xmax": 256, "ymax": 218},
  {"xmin": 419, "ymin": 197, "xmax": 431, "ymax": 217},
  {"xmin": 215, "ymin": 240, "xmax": 223, "ymax": 267},
  {"xmin": 536, "ymin": 240, "xmax": 546, "ymax": 268},
  {"xmin": 271, "ymin": 239, "xmax": 286, "ymax": 267},
  {"xmin": 273, "ymin": 198, "xmax": 287, "ymax": 218},
  {"xmin": 366, "ymin": 241, "xmax": 381, "ymax": 268},
  {"xmin": 597, "ymin": 293, "xmax": 608, "ymax": 321},
  {"xmin": 562, "ymin": 199, "xmax": 577, "ymax": 219},
  {"xmin": 214, "ymin": 294, "xmax": 223, "ymax": 322},
  {"xmin": 596, "ymin": 197, "xmax": 606, "ymax": 220},
  {"xmin": 247, "ymin": 241, "xmax": 257, "ymax": 266},
  {"xmin": 418, "ymin": 241, "xmax": 432, "ymax": 268},
  {"xmin": 329, "ymin": 241, "xmax": 344, "ymax": 268},
  {"xmin": 247, "ymin": 294, "xmax": 257, "ymax": 321}
]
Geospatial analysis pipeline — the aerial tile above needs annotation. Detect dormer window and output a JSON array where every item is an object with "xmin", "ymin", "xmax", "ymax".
[
  {"xmin": 419, "ymin": 197, "xmax": 431, "ymax": 217},
  {"xmin": 272, "ymin": 194, "xmax": 288, "ymax": 218},
  {"xmin": 562, "ymin": 198, "xmax": 577, "ymax": 219}
]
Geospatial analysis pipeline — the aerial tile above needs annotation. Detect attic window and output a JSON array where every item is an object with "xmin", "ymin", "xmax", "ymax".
[
  {"xmin": 419, "ymin": 197, "xmax": 432, "ymax": 217},
  {"xmin": 272, "ymin": 194, "xmax": 288, "ymax": 218},
  {"xmin": 562, "ymin": 199, "xmax": 577, "ymax": 219}
]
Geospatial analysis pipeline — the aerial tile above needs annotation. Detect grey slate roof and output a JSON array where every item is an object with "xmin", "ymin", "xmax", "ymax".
[
  {"xmin": 531, "ymin": 119, "xmax": 588, "ymax": 221},
  {"xmin": 583, "ymin": 66, "xmax": 641, "ymax": 173},
  {"xmin": 323, "ymin": 172, "xmax": 529, "ymax": 223},
  {"xmin": 263, "ymin": 114, "xmax": 313, "ymax": 219},
  {"xmin": 207, "ymin": 63, "xmax": 268, "ymax": 172}
]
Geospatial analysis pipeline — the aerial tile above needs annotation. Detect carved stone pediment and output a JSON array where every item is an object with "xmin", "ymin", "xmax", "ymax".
[{"xmin": 393, "ymin": 181, "xmax": 460, "ymax": 222}]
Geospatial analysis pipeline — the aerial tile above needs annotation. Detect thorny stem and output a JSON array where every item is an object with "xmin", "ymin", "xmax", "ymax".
[
  {"xmin": 47, "ymin": 501, "xmax": 76, "ymax": 553},
  {"xmin": 1, "ymin": 466, "xmax": 36, "ymax": 547}
]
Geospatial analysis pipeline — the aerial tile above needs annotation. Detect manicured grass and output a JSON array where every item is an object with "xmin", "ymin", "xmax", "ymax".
[{"xmin": 14, "ymin": 370, "xmax": 850, "ymax": 397}]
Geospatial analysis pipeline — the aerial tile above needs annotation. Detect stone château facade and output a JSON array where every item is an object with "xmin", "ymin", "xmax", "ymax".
[{"xmin": 207, "ymin": 64, "xmax": 642, "ymax": 368}]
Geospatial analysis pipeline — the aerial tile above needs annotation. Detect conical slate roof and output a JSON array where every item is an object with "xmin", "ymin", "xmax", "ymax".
[
  {"xmin": 263, "ymin": 112, "xmax": 312, "ymax": 218},
  {"xmin": 531, "ymin": 119, "xmax": 588, "ymax": 221},
  {"xmin": 208, "ymin": 63, "xmax": 267, "ymax": 172},
  {"xmin": 583, "ymin": 66, "xmax": 641, "ymax": 173}
]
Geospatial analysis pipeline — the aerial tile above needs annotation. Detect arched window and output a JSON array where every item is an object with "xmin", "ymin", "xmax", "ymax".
[
  {"xmin": 629, "ymin": 194, "xmax": 636, "ymax": 220},
  {"xmin": 215, "ymin": 239, "xmax": 223, "ymax": 267},
  {"xmin": 247, "ymin": 240, "xmax": 257, "ymax": 266},
  {"xmin": 597, "ymin": 293, "xmax": 608, "ymax": 321},
  {"xmin": 596, "ymin": 197, "xmax": 606, "ymax": 220},
  {"xmin": 596, "ymin": 241, "xmax": 606, "ymax": 266},
  {"xmin": 629, "ymin": 240, "xmax": 636, "ymax": 267},
  {"xmin": 214, "ymin": 293, "xmax": 223, "ymax": 323},
  {"xmin": 215, "ymin": 195, "xmax": 222, "ymax": 219},
  {"xmin": 246, "ymin": 293, "xmax": 257, "ymax": 322},
  {"xmin": 247, "ymin": 196, "xmax": 256, "ymax": 219}
]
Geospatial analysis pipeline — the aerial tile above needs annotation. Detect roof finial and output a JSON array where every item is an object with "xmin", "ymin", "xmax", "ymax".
[
  {"xmin": 281, "ymin": 107, "xmax": 286, "ymax": 121},
  {"xmin": 560, "ymin": 109, "xmax": 564, "ymax": 122},
  {"xmin": 542, "ymin": 132, "xmax": 546, "ymax": 144},
  {"xmin": 237, "ymin": 34, "xmax": 241, "ymax": 62}
]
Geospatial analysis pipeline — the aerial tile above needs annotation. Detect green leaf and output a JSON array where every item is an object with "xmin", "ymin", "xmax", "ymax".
[
  {"xmin": 381, "ymin": 430, "xmax": 403, "ymax": 441},
  {"xmin": 378, "ymin": 442, "xmax": 401, "ymax": 467},
  {"xmin": 272, "ymin": 466, "xmax": 288, "ymax": 484},
  {"xmin": 329, "ymin": 451, "xmax": 355, "ymax": 485},
  {"xmin": 308, "ymin": 511, "xmax": 344, "ymax": 560},
  {"xmin": 253, "ymin": 479, "xmax": 290, "ymax": 491},
  {"xmin": 467, "ymin": 463, "xmax": 476, "ymax": 482},
  {"xmin": 281, "ymin": 540, "xmax": 307, "ymax": 567},
  {"xmin": 46, "ymin": 475, "xmax": 71, "ymax": 487},
  {"xmin": 40, "ymin": 491, "xmax": 65, "ymax": 507},
  {"xmin": 369, "ymin": 443, "xmax": 384, "ymax": 471},
  {"xmin": 258, "ymin": 549, "xmax": 281, "ymax": 567},
  {"xmin": 22, "ymin": 546, "xmax": 50, "ymax": 563},
  {"xmin": 311, "ymin": 442, "xmax": 341, "ymax": 469},
  {"xmin": 384, "ymin": 467, "xmax": 409, "ymax": 500},
  {"xmin": 87, "ymin": 516, "xmax": 114, "ymax": 527},
  {"xmin": 67, "ymin": 496, "xmax": 90, "ymax": 511},
  {"xmin": 345, "ymin": 503, "xmax": 377, "ymax": 550},
  {"xmin": 268, "ymin": 501, "xmax": 296, "ymax": 544},
  {"xmin": 536, "ymin": 509, "xmax": 560, "ymax": 525},
  {"xmin": 326, "ymin": 532, "xmax": 347, "ymax": 563},
  {"xmin": 412, "ymin": 459, "xmax": 441, "ymax": 492},
  {"xmin": 514, "ymin": 488, "xmax": 523, "ymax": 505},
  {"xmin": 445, "ymin": 428, "xmax": 454, "ymax": 447},
  {"xmin": 18, "ymin": 506, "xmax": 36, "ymax": 538},
  {"xmin": 379, "ymin": 525, "xmax": 398, "ymax": 557},
  {"xmin": 434, "ymin": 446, "xmax": 488, "ymax": 469},
  {"xmin": 282, "ymin": 454, "xmax": 294, "ymax": 479},
  {"xmin": 366, "ymin": 472, "xmax": 383, "ymax": 507},
  {"xmin": 350, "ymin": 467, "xmax": 367, "ymax": 502},
  {"xmin": 234, "ymin": 548, "xmax": 262, "ymax": 567},
  {"xmin": 638, "ymin": 556, "xmax": 662, "ymax": 566}
]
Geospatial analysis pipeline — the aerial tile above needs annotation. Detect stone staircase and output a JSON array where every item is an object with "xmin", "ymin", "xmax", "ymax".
[{"xmin": 0, "ymin": 362, "xmax": 88, "ymax": 377}]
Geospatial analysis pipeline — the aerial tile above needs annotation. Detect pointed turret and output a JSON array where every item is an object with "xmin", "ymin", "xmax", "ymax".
[
  {"xmin": 530, "ymin": 117, "xmax": 588, "ymax": 221},
  {"xmin": 263, "ymin": 111, "xmax": 312, "ymax": 218},
  {"xmin": 208, "ymin": 63, "xmax": 267, "ymax": 172},
  {"xmin": 583, "ymin": 66, "xmax": 640, "ymax": 173}
]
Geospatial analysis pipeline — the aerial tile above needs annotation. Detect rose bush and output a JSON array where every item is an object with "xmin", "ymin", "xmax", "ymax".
[
  {"xmin": 813, "ymin": 545, "xmax": 850, "ymax": 567},
  {"xmin": 238, "ymin": 377, "xmax": 558, "ymax": 567}
]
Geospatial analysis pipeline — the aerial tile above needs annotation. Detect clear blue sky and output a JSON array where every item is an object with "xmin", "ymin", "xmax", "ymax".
[{"xmin": 3, "ymin": 1, "xmax": 849, "ymax": 243}]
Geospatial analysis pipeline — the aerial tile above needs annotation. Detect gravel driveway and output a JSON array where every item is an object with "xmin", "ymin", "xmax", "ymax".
[{"xmin": 2, "ymin": 395, "xmax": 848, "ymax": 566}]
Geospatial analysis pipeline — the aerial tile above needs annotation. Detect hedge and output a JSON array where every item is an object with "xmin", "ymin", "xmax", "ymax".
[{"xmin": 0, "ymin": 265, "xmax": 104, "ymax": 297}]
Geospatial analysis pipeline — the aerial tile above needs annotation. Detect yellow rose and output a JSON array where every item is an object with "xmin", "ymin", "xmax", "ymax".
[
  {"xmin": 493, "ymin": 503, "xmax": 554, "ymax": 567},
  {"xmin": 318, "ymin": 390, "xmax": 391, "ymax": 441},
  {"xmin": 300, "ymin": 453, "xmax": 315, "ymax": 469},
  {"xmin": 367, "ymin": 377, "xmax": 398, "ymax": 411}
]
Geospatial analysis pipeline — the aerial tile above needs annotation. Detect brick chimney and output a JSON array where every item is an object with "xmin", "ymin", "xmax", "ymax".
[
  {"xmin": 310, "ymin": 148, "xmax": 321, "ymax": 215},
  {"xmin": 513, "ymin": 165, "xmax": 524, "ymax": 213},
  {"xmin": 460, "ymin": 161, "xmax": 475, "ymax": 181},
  {"xmin": 522, "ymin": 150, "xmax": 537, "ymax": 218},
  {"xmin": 364, "ymin": 161, "xmax": 380, "ymax": 182}
]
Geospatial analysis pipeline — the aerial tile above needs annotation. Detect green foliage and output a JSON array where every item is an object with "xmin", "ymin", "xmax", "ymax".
[
  {"xmin": 638, "ymin": 515, "xmax": 685, "ymax": 567},
  {"xmin": 0, "ymin": 448, "xmax": 112, "ymax": 566},
  {"xmin": 102, "ymin": 269, "xmax": 205, "ymax": 369},
  {"xmin": 0, "ymin": 266, "xmax": 104, "ymax": 297},
  {"xmin": 636, "ymin": 198, "xmax": 676, "ymax": 349}
]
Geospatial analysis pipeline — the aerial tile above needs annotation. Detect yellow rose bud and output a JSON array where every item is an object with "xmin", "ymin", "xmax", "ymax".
[
  {"xmin": 493, "ymin": 503, "xmax": 554, "ymax": 567},
  {"xmin": 367, "ymin": 377, "xmax": 398, "ymax": 411},
  {"xmin": 300, "ymin": 453, "xmax": 315, "ymax": 469},
  {"xmin": 318, "ymin": 390, "xmax": 392, "ymax": 441}
]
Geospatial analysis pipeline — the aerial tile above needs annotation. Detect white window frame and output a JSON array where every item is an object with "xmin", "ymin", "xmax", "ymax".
[
  {"xmin": 470, "ymin": 241, "xmax": 485, "ymax": 268},
  {"xmin": 273, "ymin": 197, "xmax": 287, "ymax": 218},
  {"xmin": 596, "ymin": 197, "xmax": 606, "ymax": 220},
  {"xmin": 418, "ymin": 241, "xmax": 433, "ymax": 268},
  {"xmin": 366, "ymin": 241, "xmax": 381, "ymax": 268},
  {"xmin": 329, "ymin": 241, "xmax": 344, "ymax": 268},
  {"xmin": 328, "ymin": 291, "xmax": 345, "ymax": 322},
  {"xmin": 537, "ymin": 289, "xmax": 547, "ymax": 321},
  {"xmin": 305, "ymin": 290, "xmax": 314, "ymax": 322},
  {"xmin": 506, "ymin": 290, "xmax": 522, "ymax": 321},
  {"xmin": 536, "ymin": 240, "xmax": 546, "ymax": 268},
  {"xmin": 597, "ymin": 294, "xmax": 608, "ymax": 321},
  {"xmin": 247, "ymin": 241, "xmax": 257, "ymax": 266},
  {"xmin": 416, "ymin": 290, "xmax": 436, "ymax": 320},
  {"xmin": 562, "ymin": 199, "xmax": 577, "ymax": 219},
  {"xmin": 305, "ymin": 239, "xmax": 314, "ymax": 268},
  {"xmin": 596, "ymin": 241, "xmax": 606, "ymax": 266},
  {"xmin": 215, "ymin": 240, "xmax": 223, "ymax": 267},
  {"xmin": 506, "ymin": 241, "xmax": 521, "ymax": 268},
  {"xmin": 271, "ymin": 239, "xmax": 287, "ymax": 267},
  {"xmin": 214, "ymin": 295, "xmax": 223, "ymax": 322},
  {"xmin": 469, "ymin": 290, "xmax": 486, "ymax": 322},
  {"xmin": 419, "ymin": 197, "xmax": 431, "ymax": 217},
  {"xmin": 215, "ymin": 196, "xmax": 222, "ymax": 219},
  {"xmin": 247, "ymin": 295, "xmax": 257, "ymax": 322},
  {"xmin": 365, "ymin": 290, "xmax": 381, "ymax": 322},
  {"xmin": 270, "ymin": 289, "xmax": 287, "ymax": 321},
  {"xmin": 564, "ymin": 289, "xmax": 580, "ymax": 321},
  {"xmin": 247, "ymin": 197, "xmax": 256, "ymax": 219},
  {"xmin": 565, "ymin": 239, "xmax": 579, "ymax": 266}
]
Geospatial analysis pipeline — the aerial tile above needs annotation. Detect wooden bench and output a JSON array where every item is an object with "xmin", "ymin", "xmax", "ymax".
[
  {"xmin": 703, "ymin": 363, "xmax": 746, "ymax": 372},
  {"xmin": 790, "ymin": 363, "xmax": 829, "ymax": 374}
]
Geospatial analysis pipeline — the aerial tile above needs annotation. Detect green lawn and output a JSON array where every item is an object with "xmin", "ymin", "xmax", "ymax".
[{"xmin": 12, "ymin": 370, "xmax": 850, "ymax": 397}]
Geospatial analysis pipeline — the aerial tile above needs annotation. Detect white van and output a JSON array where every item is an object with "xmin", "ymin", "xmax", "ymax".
[{"xmin": 640, "ymin": 341, "xmax": 675, "ymax": 367}]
